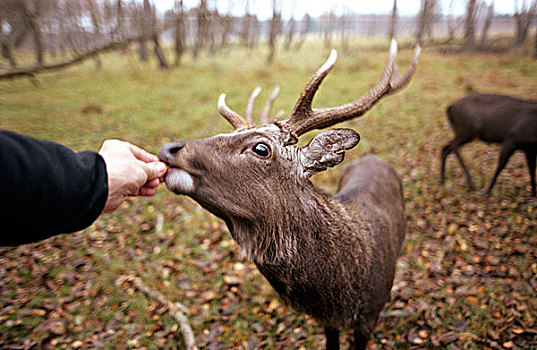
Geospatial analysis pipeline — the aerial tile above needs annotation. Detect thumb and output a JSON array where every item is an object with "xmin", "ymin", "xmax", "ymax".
[{"xmin": 144, "ymin": 161, "xmax": 168, "ymax": 180}]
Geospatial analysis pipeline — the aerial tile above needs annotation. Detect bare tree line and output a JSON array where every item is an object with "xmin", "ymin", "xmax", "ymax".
[{"xmin": 1, "ymin": 0, "xmax": 536, "ymax": 79}]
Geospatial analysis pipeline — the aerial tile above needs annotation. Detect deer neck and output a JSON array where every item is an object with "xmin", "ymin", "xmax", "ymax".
[{"xmin": 223, "ymin": 181, "xmax": 370, "ymax": 265}]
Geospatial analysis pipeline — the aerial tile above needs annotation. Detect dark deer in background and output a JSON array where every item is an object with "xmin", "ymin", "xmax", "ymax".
[
  {"xmin": 158, "ymin": 40, "xmax": 420, "ymax": 350},
  {"xmin": 440, "ymin": 93, "xmax": 537, "ymax": 197}
]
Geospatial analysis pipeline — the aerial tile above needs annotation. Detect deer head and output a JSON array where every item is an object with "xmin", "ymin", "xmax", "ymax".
[{"xmin": 158, "ymin": 40, "xmax": 420, "ymax": 259}]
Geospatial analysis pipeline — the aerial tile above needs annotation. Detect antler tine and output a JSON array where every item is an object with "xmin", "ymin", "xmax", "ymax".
[
  {"xmin": 246, "ymin": 87, "xmax": 262, "ymax": 125},
  {"xmin": 281, "ymin": 49, "xmax": 337, "ymax": 130},
  {"xmin": 218, "ymin": 94, "xmax": 249, "ymax": 130},
  {"xmin": 388, "ymin": 44, "xmax": 421, "ymax": 93},
  {"xmin": 260, "ymin": 86, "xmax": 280, "ymax": 125},
  {"xmin": 281, "ymin": 39, "xmax": 420, "ymax": 138}
]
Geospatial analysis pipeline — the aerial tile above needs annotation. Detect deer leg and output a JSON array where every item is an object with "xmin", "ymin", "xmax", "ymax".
[
  {"xmin": 484, "ymin": 142, "xmax": 516, "ymax": 196},
  {"xmin": 453, "ymin": 147, "xmax": 474, "ymax": 190},
  {"xmin": 440, "ymin": 143, "xmax": 452, "ymax": 185},
  {"xmin": 325, "ymin": 327, "xmax": 340, "ymax": 350},
  {"xmin": 352, "ymin": 330, "xmax": 369, "ymax": 350},
  {"xmin": 524, "ymin": 149, "xmax": 536, "ymax": 197}
]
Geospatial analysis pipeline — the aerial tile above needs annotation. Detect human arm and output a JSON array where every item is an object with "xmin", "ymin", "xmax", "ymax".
[{"xmin": 0, "ymin": 131, "xmax": 166, "ymax": 246}]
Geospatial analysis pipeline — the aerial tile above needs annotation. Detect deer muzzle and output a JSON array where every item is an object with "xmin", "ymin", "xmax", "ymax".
[{"xmin": 158, "ymin": 141, "xmax": 196, "ymax": 194}]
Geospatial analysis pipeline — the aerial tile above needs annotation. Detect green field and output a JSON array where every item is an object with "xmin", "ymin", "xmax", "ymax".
[{"xmin": 1, "ymin": 40, "xmax": 536, "ymax": 349}]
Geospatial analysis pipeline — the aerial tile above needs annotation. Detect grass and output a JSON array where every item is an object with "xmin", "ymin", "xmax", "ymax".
[{"xmin": 1, "ymin": 39, "xmax": 537, "ymax": 349}]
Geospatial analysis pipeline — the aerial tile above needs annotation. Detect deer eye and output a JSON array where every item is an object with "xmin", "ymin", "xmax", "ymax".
[{"xmin": 251, "ymin": 143, "xmax": 271, "ymax": 158}]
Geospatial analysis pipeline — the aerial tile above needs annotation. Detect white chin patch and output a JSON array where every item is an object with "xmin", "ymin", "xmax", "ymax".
[{"xmin": 165, "ymin": 168, "xmax": 195, "ymax": 194}]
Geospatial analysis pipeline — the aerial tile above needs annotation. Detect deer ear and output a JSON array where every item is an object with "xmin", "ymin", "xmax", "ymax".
[{"xmin": 300, "ymin": 128, "xmax": 360, "ymax": 178}]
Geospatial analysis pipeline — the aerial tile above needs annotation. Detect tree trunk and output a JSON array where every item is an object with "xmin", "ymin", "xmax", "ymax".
[
  {"xmin": 17, "ymin": 0, "xmax": 44, "ymax": 66},
  {"xmin": 139, "ymin": 39, "xmax": 148, "ymax": 61},
  {"xmin": 295, "ymin": 13, "xmax": 311, "ymax": 51},
  {"xmin": 0, "ymin": 22, "xmax": 17, "ymax": 67},
  {"xmin": 116, "ymin": 0, "xmax": 124, "ymax": 41},
  {"xmin": 323, "ymin": 13, "xmax": 334, "ymax": 48},
  {"xmin": 153, "ymin": 35, "xmax": 169, "ymax": 69},
  {"xmin": 145, "ymin": 0, "xmax": 168, "ymax": 68},
  {"xmin": 284, "ymin": 17, "xmax": 295, "ymax": 50},
  {"xmin": 514, "ymin": 0, "xmax": 536, "ymax": 47},
  {"xmin": 193, "ymin": 0, "xmax": 208, "ymax": 58},
  {"xmin": 267, "ymin": 0, "xmax": 280, "ymax": 64},
  {"xmin": 174, "ymin": 0, "xmax": 186, "ymax": 66},
  {"xmin": 220, "ymin": 15, "xmax": 232, "ymax": 49},
  {"xmin": 463, "ymin": 0, "xmax": 477, "ymax": 50},
  {"xmin": 534, "ymin": 28, "xmax": 537, "ymax": 59},
  {"xmin": 479, "ymin": 2, "xmax": 494, "ymax": 48},
  {"xmin": 1, "ymin": 43, "xmax": 17, "ymax": 68},
  {"xmin": 208, "ymin": 12, "xmax": 217, "ymax": 54},
  {"xmin": 416, "ymin": 0, "xmax": 428, "ymax": 44},
  {"xmin": 87, "ymin": 0, "xmax": 102, "ymax": 70}
]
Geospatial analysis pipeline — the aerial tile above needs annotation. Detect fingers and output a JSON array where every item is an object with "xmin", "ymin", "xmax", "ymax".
[
  {"xmin": 138, "ymin": 187, "xmax": 157, "ymax": 197},
  {"xmin": 126, "ymin": 142, "xmax": 160, "ymax": 163},
  {"xmin": 128, "ymin": 174, "xmax": 163, "ymax": 198},
  {"xmin": 144, "ymin": 161, "xmax": 168, "ymax": 180}
]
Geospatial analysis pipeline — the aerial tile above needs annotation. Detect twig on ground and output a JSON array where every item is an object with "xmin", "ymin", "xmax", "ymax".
[{"xmin": 129, "ymin": 275, "xmax": 197, "ymax": 350}]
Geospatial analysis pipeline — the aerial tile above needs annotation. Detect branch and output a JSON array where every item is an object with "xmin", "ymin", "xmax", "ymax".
[
  {"xmin": 130, "ymin": 276, "xmax": 198, "ymax": 350},
  {"xmin": 0, "ymin": 36, "xmax": 142, "ymax": 81}
]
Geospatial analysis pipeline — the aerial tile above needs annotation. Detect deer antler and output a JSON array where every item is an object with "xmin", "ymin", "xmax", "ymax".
[
  {"xmin": 218, "ymin": 94, "xmax": 250, "ymax": 130},
  {"xmin": 260, "ymin": 86, "xmax": 280, "ymax": 125},
  {"xmin": 246, "ymin": 87, "xmax": 262, "ymax": 125},
  {"xmin": 281, "ymin": 39, "xmax": 420, "ymax": 138},
  {"xmin": 218, "ymin": 87, "xmax": 282, "ymax": 129}
]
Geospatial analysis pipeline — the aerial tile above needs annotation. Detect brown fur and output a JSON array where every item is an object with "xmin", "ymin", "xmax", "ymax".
[
  {"xmin": 159, "ymin": 41, "xmax": 416, "ymax": 349},
  {"xmin": 159, "ymin": 125, "xmax": 406, "ymax": 349},
  {"xmin": 440, "ymin": 93, "xmax": 537, "ymax": 196}
]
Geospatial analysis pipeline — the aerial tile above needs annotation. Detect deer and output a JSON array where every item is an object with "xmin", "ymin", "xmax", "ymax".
[
  {"xmin": 440, "ymin": 93, "xmax": 537, "ymax": 197},
  {"xmin": 158, "ymin": 40, "xmax": 420, "ymax": 350}
]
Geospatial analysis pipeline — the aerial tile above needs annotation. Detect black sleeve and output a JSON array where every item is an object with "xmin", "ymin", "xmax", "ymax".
[{"xmin": 0, "ymin": 130, "xmax": 109, "ymax": 246}]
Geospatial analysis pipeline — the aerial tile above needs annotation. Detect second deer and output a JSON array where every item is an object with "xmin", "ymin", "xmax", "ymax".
[
  {"xmin": 159, "ymin": 40, "xmax": 420, "ymax": 350},
  {"xmin": 440, "ymin": 93, "xmax": 537, "ymax": 197}
]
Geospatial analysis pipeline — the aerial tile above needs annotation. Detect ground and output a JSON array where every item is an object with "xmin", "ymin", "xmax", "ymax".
[{"xmin": 0, "ymin": 39, "xmax": 536, "ymax": 349}]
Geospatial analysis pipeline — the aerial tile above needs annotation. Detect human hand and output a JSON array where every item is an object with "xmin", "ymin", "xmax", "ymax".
[{"xmin": 99, "ymin": 140, "xmax": 168, "ymax": 213}]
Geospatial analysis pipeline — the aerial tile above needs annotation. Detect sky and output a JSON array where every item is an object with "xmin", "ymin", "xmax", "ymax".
[{"xmin": 154, "ymin": 0, "xmax": 517, "ymax": 20}]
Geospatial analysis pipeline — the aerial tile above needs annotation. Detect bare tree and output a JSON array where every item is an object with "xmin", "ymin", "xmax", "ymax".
[
  {"xmin": 284, "ymin": 0, "xmax": 297, "ymax": 51},
  {"xmin": 86, "ymin": 0, "xmax": 103, "ymax": 68},
  {"xmin": 115, "ymin": 0, "xmax": 125, "ymax": 41},
  {"xmin": 534, "ymin": 26, "xmax": 537, "ymax": 58},
  {"xmin": 514, "ymin": 0, "xmax": 537, "ymax": 47},
  {"xmin": 295, "ymin": 13, "xmax": 311, "ymax": 51},
  {"xmin": 16, "ymin": 0, "xmax": 45, "ymax": 66},
  {"xmin": 464, "ymin": 0, "xmax": 477, "ymax": 50},
  {"xmin": 241, "ymin": 0, "xmax": 251, "ymax": 48},
  {"xmin": 340, "ymin": 10, "xmax": 352, "ymax": 50},
  {"xmin": 2, "ymin": 0, "xmax": 172, "ymax": 75},
  {"xmin": 208, "ymin": 10, "xmax": 219, "ymax": 54},
  {"xmin": 173, "ymin": 0, "xmax": 186, "ymax": 66},
  {"xmin": 416, "ymin": 0, "xmax": 439, "ymax": 44},
  {"xmin": 0, "ymin": 13, "xmax": 18, "ymax": 68},
  {"xmin": 267, "ymin": 0, "xmax": 281, "ymax": 64},
  {"xmin": 144, "ymin": 0, "xmax": 169, "ymax": 68},
  {"xmin": 218, "ymin": 15, "xmax": 230, "ymax": 48},
  {"xmin": 446, "ymin": 0, "xmax": 458, "ymax": 42},
  {"xmin": 479, "ymin": 0, "xmax": 494, "ymax": 48},
  {"xmin": 193, "ymin": 0, "xmax": 209, "ymax": 58},
  {"xmin": 321, "ymin": 11, "xmax": 335, "ymax": 48},
  {"xmin": 284, "ymin": 17, "xmax": 296, "ymax": 50},
  {"xmin": 136, "ymin": 1, "xmax": 149, "ymax": 61}
]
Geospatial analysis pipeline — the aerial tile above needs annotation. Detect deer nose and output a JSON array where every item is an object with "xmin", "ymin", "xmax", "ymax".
[{"xmin": 158, "ymin": 141, "xmax": 184, "ymax": 164}]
